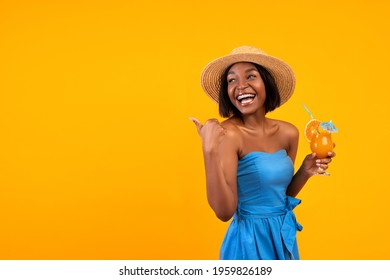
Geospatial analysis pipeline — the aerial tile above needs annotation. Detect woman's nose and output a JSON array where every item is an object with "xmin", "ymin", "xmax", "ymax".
[{"xmin": 237, "ymin": 82, "xmax": 249, "ymax": 91}]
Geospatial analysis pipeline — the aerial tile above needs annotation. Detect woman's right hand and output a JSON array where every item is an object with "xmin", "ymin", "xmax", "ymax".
[{"xmin": 189, "ymin": 117, "xmax": 226, "ymax": 153}]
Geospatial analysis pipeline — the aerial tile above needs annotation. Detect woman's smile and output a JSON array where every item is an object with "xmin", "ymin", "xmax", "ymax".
[{"xmin": 236, "ymin": 93, "xmax": 256, "ymax": 106}]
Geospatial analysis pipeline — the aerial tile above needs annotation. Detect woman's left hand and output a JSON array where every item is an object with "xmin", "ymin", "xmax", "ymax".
[{"xmin": 303, "ymin": 144, "xmax": 336, "ymax": 176}]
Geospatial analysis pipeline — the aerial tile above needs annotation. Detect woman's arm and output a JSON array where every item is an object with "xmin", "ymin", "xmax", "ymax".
[
  {"xmin": 286, "ymin": 154, "xmax": 314, "ymax": 197},
  {"xmin": 190, "ymin": 118, "xmax": 239, "ymax": 222},
  {"xmin": 285, "ymin": 123, "xmax": 336, "ymax": 197},
  {"xmin": 284, "ymin": 124, "xmax": 311, "ymax": 197}
]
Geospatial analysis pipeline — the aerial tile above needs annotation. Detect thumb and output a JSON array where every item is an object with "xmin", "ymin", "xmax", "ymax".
[{"xmin": 189, "ymin": 117, "xmax": 203, "ymax": 133}]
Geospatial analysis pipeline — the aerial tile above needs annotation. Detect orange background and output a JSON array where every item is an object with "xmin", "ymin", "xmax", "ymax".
[{"xmin": 1, "ymin": 0, "xmax": 389, "ymax": 259}]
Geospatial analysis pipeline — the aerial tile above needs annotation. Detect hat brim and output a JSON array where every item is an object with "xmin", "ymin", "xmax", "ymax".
[{"xmin": 200, "ymin": 52, "xmax": 295, "ymax": 106}]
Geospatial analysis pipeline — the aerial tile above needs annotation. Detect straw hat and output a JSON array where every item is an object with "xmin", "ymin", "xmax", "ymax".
[{"xmin": 200, "ymin": 46, "xmax": 295, "ymax": 105}]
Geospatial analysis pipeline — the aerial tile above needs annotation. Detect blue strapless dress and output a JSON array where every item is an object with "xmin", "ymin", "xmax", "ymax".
[{"xmin": 220, "ymin": 149, "xmax": 302, "ymax": 260}]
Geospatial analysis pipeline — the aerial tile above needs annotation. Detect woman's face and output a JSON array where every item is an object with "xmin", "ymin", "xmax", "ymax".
[{"xmin": 226, "ymin": 62, "xmax": 266, "ymax": 115}]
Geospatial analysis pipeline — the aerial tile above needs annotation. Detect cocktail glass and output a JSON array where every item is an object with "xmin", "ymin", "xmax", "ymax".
[{"xmin": 303, "ymin": 104, "xmax": 338, "ymax": 176}]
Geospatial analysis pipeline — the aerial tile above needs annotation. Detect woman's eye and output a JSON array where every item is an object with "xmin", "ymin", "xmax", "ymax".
[
  {"xmin": 228, "ymin": 78, "xmax": 235, "ymax": 83},
  {"xmin": 248, "ymin": 74, "xmax": 256, "ymax": 79}
]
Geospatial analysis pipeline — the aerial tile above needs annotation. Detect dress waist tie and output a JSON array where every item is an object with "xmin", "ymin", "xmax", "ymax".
[
  {"xmin": 234, "ymin": 196, "xmax": 303, "ymax": 258},
  {"xmin": 281, "ymin": 196, "xmax": 303, "ymax": 258}
]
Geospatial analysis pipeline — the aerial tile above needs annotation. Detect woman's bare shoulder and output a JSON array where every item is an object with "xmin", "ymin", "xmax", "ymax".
[
  {"xmin": 272, "ymin": 119, "xmax": 299, "ymax": 138},
  {"xmin": 221, "ymin": 118, "xmax": 243, "ymax": 144},
  {"xmin": 221, "ymin": 117, "xmax": 239, "ymax": 128}
]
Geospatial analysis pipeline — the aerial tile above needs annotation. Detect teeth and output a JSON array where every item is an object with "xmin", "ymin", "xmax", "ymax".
[
  {"xmin": 241, "ymin": 99, "xmax": 253, "ymax": 104},
  {"xmin": 237, "ymin": 94, "xmax": 255, "ymax": 101}
]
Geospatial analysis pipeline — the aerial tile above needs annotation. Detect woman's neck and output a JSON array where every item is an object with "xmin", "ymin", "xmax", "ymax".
[{"xmin": 239, "ymin": 111, "xmax": 268, "ymax": 130}]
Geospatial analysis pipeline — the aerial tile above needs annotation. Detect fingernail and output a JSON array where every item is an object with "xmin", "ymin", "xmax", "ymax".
[{"xmin": 316, "ymin": 159, "xmax": 321, "ymax": 163}]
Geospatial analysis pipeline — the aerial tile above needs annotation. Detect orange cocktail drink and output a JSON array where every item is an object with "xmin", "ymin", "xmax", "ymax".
[
  {"xmin": 302, "ymin": 104, "xmax": 338, "ymax": 175},
  {"xmin": 310, "ymin": 129, "xmax": 333, "ymax": 159}
]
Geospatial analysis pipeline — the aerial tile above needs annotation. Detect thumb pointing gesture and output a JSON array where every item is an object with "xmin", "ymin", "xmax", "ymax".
[
  {"xmin": 189, "ymin": 117, "xmax": 226, "ymax": 153},
  {"xmin": 189, "ymin": 117, "xmax": 203, "ymax": 135}
]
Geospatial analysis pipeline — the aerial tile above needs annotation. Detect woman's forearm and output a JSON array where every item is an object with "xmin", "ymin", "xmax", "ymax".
[
  {"xmin": 202, "ymin": 149, "xmax": 237, "ymax": 222},
  {"xmin": 286, "ymin": 165, "xmax": 312, "ymax": 197}
]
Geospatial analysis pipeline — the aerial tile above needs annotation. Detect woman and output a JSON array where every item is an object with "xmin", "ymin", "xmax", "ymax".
[{"xmin": 190, "ymin": 46, "xmax": 335, "ymax": 260}]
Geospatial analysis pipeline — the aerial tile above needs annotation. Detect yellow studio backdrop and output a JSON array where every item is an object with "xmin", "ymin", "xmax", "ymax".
[{"xmin": 0, "ymin": 0, "xmax": 389, "ymax": 259}]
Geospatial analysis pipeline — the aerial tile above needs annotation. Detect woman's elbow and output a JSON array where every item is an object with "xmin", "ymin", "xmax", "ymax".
[
  {"xmin": 209, "ymin": 198, "xmax": 237, "ymax": 222},
  {"xmin": 214, "ymin": 209, "xmax": 235, "ymax": 222},
  {"xmin": 217, "ymin": 214, "xmax": 233, "ymax": 222}
]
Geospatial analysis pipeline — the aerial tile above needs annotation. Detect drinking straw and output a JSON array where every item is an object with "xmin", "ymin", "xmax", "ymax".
[{"xmin": 302, "ymin": 104, "xmax": 314, "ymax": 119}]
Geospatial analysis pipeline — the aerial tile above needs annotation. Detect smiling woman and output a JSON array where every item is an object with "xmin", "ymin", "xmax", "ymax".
[
  {"xmin": 190, "ymin": 46, "xmax": 337, "ymax": 260},
  {"xmin": 219, "ymin": 62, "xmax": 280, "ymax": 117}
]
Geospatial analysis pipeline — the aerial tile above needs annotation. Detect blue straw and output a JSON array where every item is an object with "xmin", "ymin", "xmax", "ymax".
[{"xmin": 302, "ymin": 104, "xmax": 314, "ymax": 119}]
